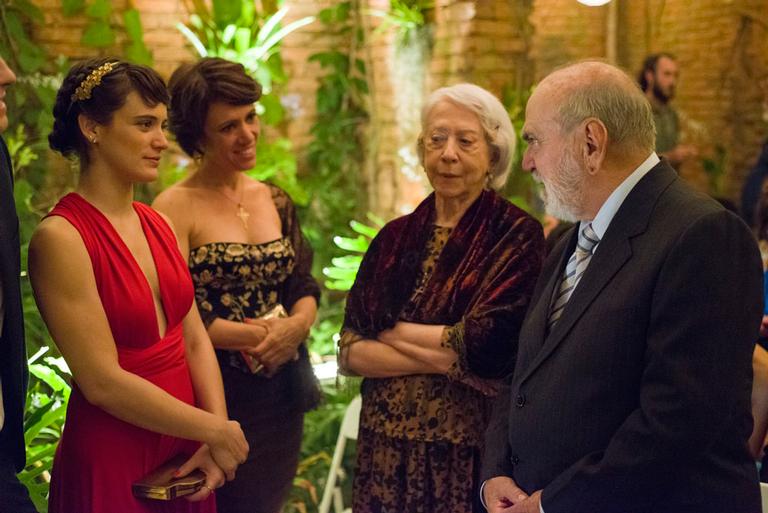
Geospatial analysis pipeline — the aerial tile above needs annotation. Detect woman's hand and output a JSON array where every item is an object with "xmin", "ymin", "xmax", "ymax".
[
  {"xmin": 242, "ymin": 322, "xmax": 269, "ymax": 350},
  {"xmin": 207, "ymin": 419, "xmax": 249, "ymax": 481},
  {"xmin": 175, "ymin": 445, "xmax": 226, "ymax": 502},
  {"xmin": 246, "ymin": 315, "xmax": 309, "ymax": 373}
]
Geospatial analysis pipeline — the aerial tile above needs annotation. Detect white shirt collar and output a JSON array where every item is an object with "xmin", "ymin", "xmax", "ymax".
[{"xmin": 584, "ymin": 152, "xmax": 660, "ymax": 241}]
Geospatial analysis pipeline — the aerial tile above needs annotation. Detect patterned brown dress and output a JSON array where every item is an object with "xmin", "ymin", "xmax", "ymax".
[
  {"xmin": 343, "ymin": 227, "xmax": 507, "ymax": 512},
  {"xmin": 339, "ymin": 190, "xmax": 545, "ymax": 513},
  {"xmin": 188, "ymin": 184, "xmax": 321, "ymax": 513}
]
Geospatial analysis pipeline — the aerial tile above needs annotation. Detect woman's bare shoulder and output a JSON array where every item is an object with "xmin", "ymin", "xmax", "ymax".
[
  {"xmin": 153, "ymin": 179, "xmax": 201, "ymax": 209},
  {"xmin": 29, "ymin": 215, "xmax": 91, "ymax": 282}
]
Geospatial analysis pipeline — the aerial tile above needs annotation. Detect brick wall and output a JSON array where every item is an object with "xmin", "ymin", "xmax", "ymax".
[
  {"xmin": 530, "ymin": 0, "xmax": 607, "ymax": 79},
  {"xmin": 32, "ymin": 0, "xmax": 193, "ymax": 79},
  {"xmin": 26, "ymin": 0, "xmax": 768, "ymax": 213},
  {"xmin": 530, "ymin": 0, "xmax": 768, "ymax": 202}
]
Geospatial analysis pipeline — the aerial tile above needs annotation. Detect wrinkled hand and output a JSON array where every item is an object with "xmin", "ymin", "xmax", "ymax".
[
  {"xmin": 175, "ymin": 444, "xmax": 226, "ymax": 502},
  {"xmin": 208, "ymin": 419, "xmax": 248, "ymax": 481},
  {"xmin": 246, "ymin": 316, "xmax": 307, "ymax": 373},
  {"xmin": 484, "ymin": 476, "xmax": 530, "ymax": 513},
  {"xmin": 242, "ymin": 322, "xmax": 269, "ymax": 350},
  {"xmin": 509, "ymin": 490, "xmax": 542, "ymax": 513}
]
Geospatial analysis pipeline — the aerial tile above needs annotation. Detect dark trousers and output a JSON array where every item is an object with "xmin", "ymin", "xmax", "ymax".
[{"xmin": 0, "ymin": 448, "xmax": 37, "ymax": 513}]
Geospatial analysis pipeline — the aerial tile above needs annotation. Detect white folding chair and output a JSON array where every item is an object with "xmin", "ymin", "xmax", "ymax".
[
  {"xmin": 318, "ymin": 395, "xmax": 362, "ymax": 513},
  {"xmin": 761, "ymin": 482, "xmax": 768, "ymax": 512}
]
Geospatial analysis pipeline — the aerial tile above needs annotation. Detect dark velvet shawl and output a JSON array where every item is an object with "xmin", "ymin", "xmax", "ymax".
[{"xmin": 343, "ymin": 189, "xmax": 544, "ymax": 378}]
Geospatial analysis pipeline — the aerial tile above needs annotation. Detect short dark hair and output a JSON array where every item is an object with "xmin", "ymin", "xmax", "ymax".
[
  {"xmin": 637, "ymin": 52, "xmax": 677, "ymax": 92},
  {"xmin": 49, "ymin": 58, "xmax": 168, "ymax": 163},
  {"xmin": 168, "ymin": 58, "xmax": 262, "ymax": 158}
]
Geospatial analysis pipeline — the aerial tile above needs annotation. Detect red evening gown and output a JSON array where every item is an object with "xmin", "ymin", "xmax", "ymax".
[{"xmin": 46, "ymin": 193, "xmax": 216, "ymax": 513}]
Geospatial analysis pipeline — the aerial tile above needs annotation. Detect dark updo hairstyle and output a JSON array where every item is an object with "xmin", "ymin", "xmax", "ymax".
[
  {"xmin": 49, "ymin": 57, "xmax": 169, "ymax": 165},
  {"xmin": 168, "ymin": 57, "xmax": 262, "ymax": 158}
]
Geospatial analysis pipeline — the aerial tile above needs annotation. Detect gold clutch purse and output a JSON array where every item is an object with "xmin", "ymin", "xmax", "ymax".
[
  {"xmin": 241, "ymin": 304, "xmax": 289, "ymax": 374},
  {"xmin": 132, "ymin": 454, "xmax": 206, "ymax": 500}
]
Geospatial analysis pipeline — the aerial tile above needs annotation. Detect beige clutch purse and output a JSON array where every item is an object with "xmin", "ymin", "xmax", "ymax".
[
  {"xmin": 132, "ymin": 454, "xmax": 206, "ymax": 500},
  {"xmin": 241, "ymin": 304, "xmax": 289, "ymax": 374}
]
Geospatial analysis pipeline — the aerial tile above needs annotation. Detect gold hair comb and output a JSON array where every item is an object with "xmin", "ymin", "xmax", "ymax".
[{"xmin": 71, "ymin": 62, "xmax": 118, "ymax": 102}]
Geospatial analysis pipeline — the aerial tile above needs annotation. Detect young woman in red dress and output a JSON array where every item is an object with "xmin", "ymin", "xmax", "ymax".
[{"xmin": 28, "ymin": 58, "xmax": 248, "ymax": 513}]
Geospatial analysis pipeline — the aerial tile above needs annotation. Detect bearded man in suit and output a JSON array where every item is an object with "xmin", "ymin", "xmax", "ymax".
[
  {"xmin": 481, "ymin": 61, "xmax": 763, "ymax": 513},
  {"xmin": 0, "ymin": 55, "xmax": 35, "ymax": 511}
]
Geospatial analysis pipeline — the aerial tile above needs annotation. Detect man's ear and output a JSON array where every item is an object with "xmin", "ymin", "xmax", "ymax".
[
  {"xmin": 644, "ymin": 69, "xmax": 655, "ymax": 89},
  {"xmin": 77, "ymin": 113, "xmax": 99, "ymax": 143},
  {"xmin": 582, "ymin": 118, "xmax": 607, "ymax": 175}
]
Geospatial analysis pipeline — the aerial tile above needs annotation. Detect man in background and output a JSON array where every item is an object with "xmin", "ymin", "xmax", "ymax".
[
  {"xmin": 638, "ymin": 52, "xmax": 698, "ymax": 168},
  {"xmin": 0, "ymin": 55, "xmax": 36, "ymax": 512}
]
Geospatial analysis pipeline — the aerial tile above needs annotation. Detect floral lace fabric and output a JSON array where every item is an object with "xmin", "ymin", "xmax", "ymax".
[{"xmin": 189, "ymin": 238, "xmax": 295, "ymax": 372}]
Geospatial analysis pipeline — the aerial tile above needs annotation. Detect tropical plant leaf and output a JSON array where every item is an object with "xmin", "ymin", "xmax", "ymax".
[
  {"xmin": 251, "ymin": 15, "xmax": 315, "ymax": 62},
  {"xmin": 332, "ymin": 235, "xmax": 369, "ymax": 253},
  {"xmin": 176, "ymin": 22, "xmax": 208, "ymax": 57},
  {"xmin": 61, "ymin": 0, "xmax": 85, "ymax": 16},
  {"xmin": 85, "ymin": 0, "xmax": 111, "ymax": 19},
  {"xmin": 221, "ymin": 24, "xmax": 237, "ymax": 45},
  {"xmin": 13, "ymin": 0, "xmax": 44, "ymax": 20},
  {"xmin": 257, "ymin": 93, "xmax": 284, "ymax": 126},
  {"xmin": 124, "ymin": 10, "xmax": 153, "ymax": 65},
  {"xmin": 81, "ymin": 20, "xmax": 116, "ymax": 47},
  {"xmin": 29, "ymin": 363, "xmax": 70, "ymax": 393},
  {"xmin": 255, "ymin": 6, "xmax": 289, "ymax": 46},
  {"xmin": 234, "ymin": 27, "xmax": 252, "ymax": 54},
  {"xmin": 123, "ymin": 9, "xmax": 144, "ymax": 40},
  {"xmin": 212, "ymin": 0, "xmax": 241, "ymax": 26},
  {"xmin": 329, "ymin": 255, "xmax": 363, "ymax": 269}
]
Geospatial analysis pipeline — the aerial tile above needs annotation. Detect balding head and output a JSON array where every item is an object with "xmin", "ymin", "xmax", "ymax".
[
  {"xmin": 538, "ymin": 61, "xmax": 656, "ymax": 156},
  {"xmin": 522, "ymin": 61, "xmax": 657, "ymax": 221}
]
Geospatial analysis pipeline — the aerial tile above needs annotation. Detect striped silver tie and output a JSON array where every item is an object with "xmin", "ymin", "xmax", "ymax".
[{"xmin": 548, "ymin": 223, "xmax": 600, "ymax": 329}]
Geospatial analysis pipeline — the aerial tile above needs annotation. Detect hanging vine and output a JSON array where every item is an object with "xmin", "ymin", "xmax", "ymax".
[{"xmin": 304, "ymin": 0, "xmax": 369, "ymax": 273}]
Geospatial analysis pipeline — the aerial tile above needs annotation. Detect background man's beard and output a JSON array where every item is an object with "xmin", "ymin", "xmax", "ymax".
[{"xmin": 653, "ymin": 82, "xmax": 674, "ymax": 104}]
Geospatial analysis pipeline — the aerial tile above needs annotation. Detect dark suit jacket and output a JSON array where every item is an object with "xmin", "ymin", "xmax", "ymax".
[
  {"xmin": 0, "ymin": 136, "xmax": 28, "ymax": 471},
  {"xmin": 482, "ymin": 161, "xmax": 763, "ymax": 513}
]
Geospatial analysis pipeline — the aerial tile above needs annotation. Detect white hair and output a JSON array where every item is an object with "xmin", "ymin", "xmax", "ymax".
[{"xmin": 419, "ymin": 83, "xmax": 515, "ymax": 191}]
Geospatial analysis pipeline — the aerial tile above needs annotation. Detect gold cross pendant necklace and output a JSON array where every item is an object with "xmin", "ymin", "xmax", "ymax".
[
  {"xmin": 235, "ymin": 202, "xmax": 250, "ymax": 229},
  {"xmin": 211, "ymin": 175, "xmax": 249, "ymax": 230}
]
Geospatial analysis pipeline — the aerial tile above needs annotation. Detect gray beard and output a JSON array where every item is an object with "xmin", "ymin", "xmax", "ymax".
[{"xmin": 540, "ymin": 187, "xmax": 580, "ymax": 223}]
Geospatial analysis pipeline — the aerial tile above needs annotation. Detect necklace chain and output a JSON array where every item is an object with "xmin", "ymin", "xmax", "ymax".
[{"xmin": 208, "ymin": 176, "xmax": 250, "ymax": 229}]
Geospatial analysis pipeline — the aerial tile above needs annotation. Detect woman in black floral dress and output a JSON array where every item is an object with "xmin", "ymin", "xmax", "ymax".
[{"xmin": 154, "ymin": 58, "xmax": 321, "ymax": 513}]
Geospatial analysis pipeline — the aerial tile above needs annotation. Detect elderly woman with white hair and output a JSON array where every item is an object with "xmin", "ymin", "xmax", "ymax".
[{"xmin": 338, "ymin": 83, "xmax": 545, "ymax": 512}]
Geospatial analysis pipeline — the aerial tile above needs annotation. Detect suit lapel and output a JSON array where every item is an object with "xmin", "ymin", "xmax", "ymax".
[{"xmin": 517, "ymin": 161, "xmax": 678, "ymax": 384}]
